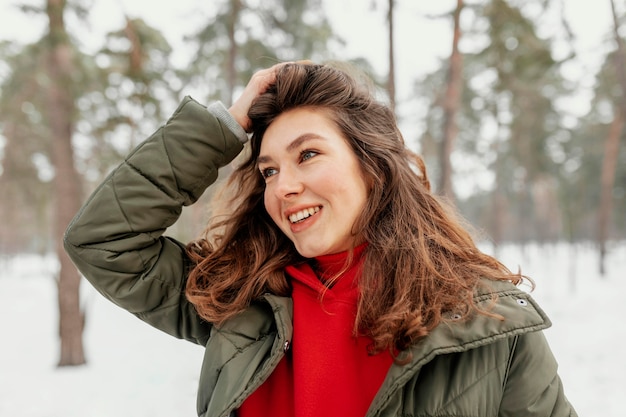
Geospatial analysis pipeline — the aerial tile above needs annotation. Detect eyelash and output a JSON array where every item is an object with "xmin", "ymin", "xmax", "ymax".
[
  {"xmin": 300, "ymin": 149, "xmax": 318, "ymax": 162},
  {"xmin": 260, "ymin": 167, "xmax": 277, "ymax": 179},
  {"xmin": 259, "ymin": 149, "xmax": 319, "ymax": 179}
]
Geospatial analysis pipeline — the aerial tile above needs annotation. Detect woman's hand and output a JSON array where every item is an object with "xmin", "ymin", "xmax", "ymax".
[{"xmin": 228, "ymin": 62, "xmax": 290, "ymax": 133}]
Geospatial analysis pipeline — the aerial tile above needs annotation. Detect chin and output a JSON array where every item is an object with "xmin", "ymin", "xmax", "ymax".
[
  {"xmin": 296, "ymin": 242, "xmax": 351, "ymax": 259},
  {"xmin": 295, "ymin": 248, "xmax": 322, "ymax": 259},
  {"xmin": 294, "ymin": 243, "xmax": 327, "ymax": 259}
]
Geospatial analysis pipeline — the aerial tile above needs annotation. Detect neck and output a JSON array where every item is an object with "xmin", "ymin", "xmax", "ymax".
[{"xmin": 312, "ymin": 243, "xmax": 368, "ymax": 282}]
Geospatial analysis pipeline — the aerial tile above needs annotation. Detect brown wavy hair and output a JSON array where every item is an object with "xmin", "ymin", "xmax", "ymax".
[{"xmin": 185, "ymin": 62, "xmax": 524, "ymax": 356}]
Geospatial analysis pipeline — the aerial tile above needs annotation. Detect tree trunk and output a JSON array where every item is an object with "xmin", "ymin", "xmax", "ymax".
[
  {"xmin": 387, "ymin": 0, "xmax": 396, "ymax": 114},
  {"xmin": 124, "ymin": 17, "xmax": 144, "ymax": 77},
  {"xmin": 597, "ymin": 110, "xmax": 623, "ymax": 275},
  {"xmin": 438, "ymin": 0, "xmax": 463, "ymax": 201},
  {"xmin": 490, "ymin": 98, "xmax": 506, "ymax": 257},
  {"xmin": 597, "ymin": 0, "xmax": 626, "ymax": 276},
  {"xmin": 45, "ymin": 0, "xmax": 86, "ymax": 366},
  {"xmin": 225, "ymin": 0, "xmax": 241, "ymax": 107}
]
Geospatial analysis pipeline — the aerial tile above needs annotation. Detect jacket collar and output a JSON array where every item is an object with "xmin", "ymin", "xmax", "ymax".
[
  {"xmin": 207, "ymin": 281, "xmax": 549, "ymax": 417},
  {"xmin": 366, "ymin": 280, "xmax": 551, "ymax": 416},
  {"xmin": 261, "ymin": 280, "xmax": 550, "ymax": 387}
]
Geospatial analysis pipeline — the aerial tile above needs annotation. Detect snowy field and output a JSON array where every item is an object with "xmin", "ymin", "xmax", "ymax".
[{"xmin": 1, "ymin": 241, "xmax": 624, "ymax": 417}]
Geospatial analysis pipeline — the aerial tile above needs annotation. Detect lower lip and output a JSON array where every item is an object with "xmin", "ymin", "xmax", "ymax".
[{"xmin": 289, "ymin": 209, "xmax": 321, "ymax": 233}]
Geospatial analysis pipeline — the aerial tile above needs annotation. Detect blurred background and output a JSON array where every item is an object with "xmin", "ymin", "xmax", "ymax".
[{"xmin": 0, "ymin": 0, "xmax": 624, "ymax": 416}]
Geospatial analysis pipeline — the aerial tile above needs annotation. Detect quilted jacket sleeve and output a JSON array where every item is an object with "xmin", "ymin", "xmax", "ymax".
[
  {"xmin": 63, "ymin": 97, "xmax": 245, "ymax": 346},
  {"xmin": 499, "ymin": 330, "xmax": 578, "ymax": 416}
]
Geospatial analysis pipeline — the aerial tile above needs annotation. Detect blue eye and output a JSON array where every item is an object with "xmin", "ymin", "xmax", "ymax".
[
  {"xmin": 300, "ymin": 150, "xmax": 318, "ymax": 162},
  {"xmin": 260, "ymin": 167, "xmax": 278, "ymax": 179}
]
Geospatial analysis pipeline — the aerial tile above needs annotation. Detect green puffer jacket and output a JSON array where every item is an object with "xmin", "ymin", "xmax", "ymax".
[{"xmin": 64, "ymin": 97, "xmax": 577, "ymax": 417}]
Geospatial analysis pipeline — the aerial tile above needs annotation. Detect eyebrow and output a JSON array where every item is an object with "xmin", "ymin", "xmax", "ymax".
[{"xmin": 257, "ymin": 133, "xmax": 325, "ymax": 165}]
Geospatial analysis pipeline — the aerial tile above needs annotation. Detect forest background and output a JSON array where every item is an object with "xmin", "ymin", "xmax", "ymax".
[{"xmin": 0, "ymin": 0, "xmax": 624, "ymax": 370}]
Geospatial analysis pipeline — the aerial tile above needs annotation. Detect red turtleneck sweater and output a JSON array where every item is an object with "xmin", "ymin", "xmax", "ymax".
[{"xmin": 238, "ymin": 245, "xmax": 393, "ymax": 417}]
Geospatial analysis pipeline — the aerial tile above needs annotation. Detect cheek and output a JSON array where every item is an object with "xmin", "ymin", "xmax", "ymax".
[
  {"xmin": 344, "ymin": 172, "xmax": 370, "ymax": 219},
  {"xmin": 263, "ymin": 189, "xmax": 282, "ymax": 225}
]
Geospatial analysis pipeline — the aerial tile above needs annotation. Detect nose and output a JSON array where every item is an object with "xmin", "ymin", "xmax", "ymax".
[{"xmin": 273, "ymin": 167, "xmax": 304, "ymax": 199}]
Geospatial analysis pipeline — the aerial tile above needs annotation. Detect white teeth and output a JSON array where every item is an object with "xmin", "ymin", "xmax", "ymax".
[{"xmin": 289, "ymin": 206, "xmax": 320, "ymax": 223}]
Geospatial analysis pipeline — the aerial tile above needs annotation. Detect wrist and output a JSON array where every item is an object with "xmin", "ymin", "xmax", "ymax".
[{"xmin": 207, "ymin": 102, "xmax": 249, "ymax": 143}]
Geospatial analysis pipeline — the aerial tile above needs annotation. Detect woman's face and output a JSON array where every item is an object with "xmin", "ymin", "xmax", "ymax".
[{"xmin": 258, "ymin": 107, "xmax": 369, "ymax": 258}]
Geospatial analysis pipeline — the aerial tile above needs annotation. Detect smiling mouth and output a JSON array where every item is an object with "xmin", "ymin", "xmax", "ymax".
[{"xmin": 288, "ymin": 206, "xmax": 321, "ymax": 224}]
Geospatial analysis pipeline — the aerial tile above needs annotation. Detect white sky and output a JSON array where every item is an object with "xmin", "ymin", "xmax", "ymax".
[
  {"xmin": 0, "ymin": 0, "xmax": 618, "ymax": 121},
  {"xmin": 0, "ymin": 0, "xmax": 616, "ymax": 90}
]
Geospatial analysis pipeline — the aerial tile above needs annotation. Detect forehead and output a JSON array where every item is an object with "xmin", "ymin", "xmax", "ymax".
[{"xmin": 259, "ymin": 107, "xmax": 345, "ymax": 151}]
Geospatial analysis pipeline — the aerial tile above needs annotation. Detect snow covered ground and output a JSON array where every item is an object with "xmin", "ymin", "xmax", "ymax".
[{"xmin": 1, "ymin": 241, "xmax": 624, "ymax": 416}]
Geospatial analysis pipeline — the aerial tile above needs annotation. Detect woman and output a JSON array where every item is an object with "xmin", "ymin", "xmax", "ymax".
[{"xmin": 64, "ymin": 62, "xmax": 577, "ymax": 417}]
